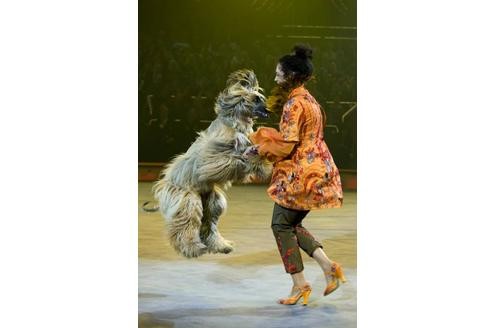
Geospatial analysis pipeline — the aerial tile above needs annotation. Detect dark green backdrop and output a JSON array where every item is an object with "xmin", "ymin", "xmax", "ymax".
[{"xmin": 139, "ymin": 0, "xmax": 356, "ymax": 169}]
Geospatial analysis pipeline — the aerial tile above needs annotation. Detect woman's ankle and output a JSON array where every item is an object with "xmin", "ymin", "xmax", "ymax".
[{"xmin": 294, "ymin": 281, "xmax": 311, "ymax": 289}]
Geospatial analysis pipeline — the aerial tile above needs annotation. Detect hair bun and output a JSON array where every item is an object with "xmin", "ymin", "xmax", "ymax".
[{"xmin": 293, "ymin": 44, "xmax": 313, "ymax": 60}]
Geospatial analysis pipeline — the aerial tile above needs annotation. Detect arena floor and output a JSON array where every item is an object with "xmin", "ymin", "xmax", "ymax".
[{"xmin": 138, "ymin": 182, "xmax": 357, "ymax": 328}]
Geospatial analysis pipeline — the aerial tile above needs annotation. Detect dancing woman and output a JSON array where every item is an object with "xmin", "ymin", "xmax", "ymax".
[{"xmin": 248, "ymin": 44, "xmax": 346, "ymax": 305}]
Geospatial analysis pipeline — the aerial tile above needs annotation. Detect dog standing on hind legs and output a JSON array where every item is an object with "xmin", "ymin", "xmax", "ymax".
[{"xmin": 153, "ymin": 69, "xmax": 272, "ymax": 258}]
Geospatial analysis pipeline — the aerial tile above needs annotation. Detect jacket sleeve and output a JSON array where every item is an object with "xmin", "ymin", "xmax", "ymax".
[
  {"xmin": 280, "ymin": 98, "xmax": 304, "ymax": 143},
  {"xmin": 249, "ymin": 99, "xmax": 304, "ymax": 162}
]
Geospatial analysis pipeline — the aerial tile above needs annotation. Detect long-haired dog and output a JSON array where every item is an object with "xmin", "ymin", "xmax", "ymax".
[{"xmin": 153, "ymin": 69, "xmax": 272, "ymax": 258}]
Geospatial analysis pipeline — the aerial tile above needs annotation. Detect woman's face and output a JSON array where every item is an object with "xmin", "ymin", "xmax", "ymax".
[{"xmin": 274, "ymin": 64, "xmax": 286, "ymax": 85}]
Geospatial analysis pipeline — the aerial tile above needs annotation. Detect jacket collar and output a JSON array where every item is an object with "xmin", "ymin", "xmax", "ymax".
[{"xmin": 288, "ymin": 85, "xmax": 308, "ymax": 98}]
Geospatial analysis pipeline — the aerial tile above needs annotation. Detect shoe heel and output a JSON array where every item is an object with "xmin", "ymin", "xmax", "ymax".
[
  {"xmin": 302, "ymin": 290, "xmax": 311, "ymax": 306},
  {"xmin": 336, "ymin": 266, "xmax": 347, "ymax": 283}
]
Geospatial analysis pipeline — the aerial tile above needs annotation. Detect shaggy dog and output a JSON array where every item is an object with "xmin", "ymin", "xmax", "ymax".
[{"xmin": 153, "ymin": 69, "xmax": 272, "ymax": 258}]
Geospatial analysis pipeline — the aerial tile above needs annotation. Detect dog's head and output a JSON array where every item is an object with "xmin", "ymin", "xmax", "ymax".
[{"xmin": 214, "ymin": 69, "xmax": 269, "ymax": 132}]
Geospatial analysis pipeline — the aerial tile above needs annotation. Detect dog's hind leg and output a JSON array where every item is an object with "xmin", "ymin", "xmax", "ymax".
[
  {"xmin": 200, "ymin": 186, "xmax": 234, "ymax": 254},
  {"xmin": 160, "ymin": 186, "xmax": 207, "ymax": 258}
]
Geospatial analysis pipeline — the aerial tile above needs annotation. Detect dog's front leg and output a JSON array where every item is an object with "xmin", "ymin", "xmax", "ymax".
[
  {"xmin": 197, "ymin": 140, "xmax": 251, "ymax": 184},
  {"xmin": 200, "ymin": 188, "xmax": 234, "ymax": 254}
]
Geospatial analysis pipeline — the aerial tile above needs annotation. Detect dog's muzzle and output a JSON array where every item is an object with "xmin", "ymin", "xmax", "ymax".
[{"xmin": 252, "ymin": 102, "xmax": 270, "ymax": 119}]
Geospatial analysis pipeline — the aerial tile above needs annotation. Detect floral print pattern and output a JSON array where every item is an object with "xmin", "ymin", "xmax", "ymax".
[
  {"xmin": 267, "ymin": 86, "xmax": 343, "ymax": 210},
  {"xmin": 272, "ymin": 204, "xmax": 323, "ymax": 274},
  {"xmin": 276, "ymin": 235, "xmax": 299, "ymax": 273}
]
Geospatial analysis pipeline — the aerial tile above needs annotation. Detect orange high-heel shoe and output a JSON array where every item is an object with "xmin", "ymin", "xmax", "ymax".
[
  {"xmin": 323, "ymin": 262, "xmax": 347, "ymax": 296},
  {"xmin": 278, "ymin": 284, "xmax": 312, "ymax": 306}
]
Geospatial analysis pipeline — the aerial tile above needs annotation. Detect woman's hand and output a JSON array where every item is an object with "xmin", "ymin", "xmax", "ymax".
[{"xmin": 242, "ymin": 145, "xmax": 260, "ymax": 159}]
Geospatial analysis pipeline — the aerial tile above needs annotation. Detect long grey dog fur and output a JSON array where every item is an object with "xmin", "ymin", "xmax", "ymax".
[{"xmin": 153, "ymin": 69, "xmax": 272, "ymax": 258}]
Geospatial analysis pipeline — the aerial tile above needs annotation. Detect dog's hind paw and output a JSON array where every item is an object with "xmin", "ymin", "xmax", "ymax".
[
  {"xmin": 181, "ymin": 242, "xmax": 208, "ymax": 258},
  {"xmin": 208, "ymin": 239, "xmax": 235, "ymax": 254},
  {"xmin": 217, "ymin": 244, "xmax": 234, "ymax": 254}
]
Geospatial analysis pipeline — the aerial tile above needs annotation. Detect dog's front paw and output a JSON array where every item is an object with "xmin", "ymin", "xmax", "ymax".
[{"xmin": 242, "ymin": 145, "xmax": 259, "ymax": 160}]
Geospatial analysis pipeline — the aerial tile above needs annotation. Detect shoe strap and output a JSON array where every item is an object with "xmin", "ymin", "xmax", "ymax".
[
  {"xmin": 324, "ymin": 262, "xmax": 340, "ymax": 276},
  {"xmin": 296, "ymin": 283, "xmax": 312, "ymax": 292}
]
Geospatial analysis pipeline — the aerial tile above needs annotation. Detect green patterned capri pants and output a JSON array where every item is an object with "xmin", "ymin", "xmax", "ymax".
[{"xmin": 271, "ymin": 203, "xmax": 323, "ymax": 274}]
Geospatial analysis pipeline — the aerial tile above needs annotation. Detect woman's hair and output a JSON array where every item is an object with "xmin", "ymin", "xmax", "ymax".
[
  {"xmin": 278, "ymin": 44, "xmax": 314, "ymax": 87},
  {"xmin": 265, "ymin": 85, "xmax": 290, "ymax": 114}
]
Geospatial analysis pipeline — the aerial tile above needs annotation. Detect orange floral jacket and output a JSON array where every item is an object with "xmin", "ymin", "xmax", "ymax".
[{"xmin": 250, "ymin": 86, "xmax": 343, "ymax": 210}]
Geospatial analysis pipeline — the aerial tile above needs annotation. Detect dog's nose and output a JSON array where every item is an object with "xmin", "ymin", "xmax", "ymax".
[{"xmin": 253, "ymin": 103, "xmax": 270, "ymax": 119}]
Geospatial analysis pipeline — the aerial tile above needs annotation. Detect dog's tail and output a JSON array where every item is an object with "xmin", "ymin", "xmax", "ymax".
[
  {"xmin": 154, "ymin": 180, "xmax": 207, "ymax": 258},
  {"xmin": 141, "ymin": 200, "xmax": 159, "ymax": 212}
]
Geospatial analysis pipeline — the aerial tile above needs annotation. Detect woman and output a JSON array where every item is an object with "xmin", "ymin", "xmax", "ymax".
[{"xmin": 248, "ymin": 44, "xmax": 346, "ymax": 305}]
